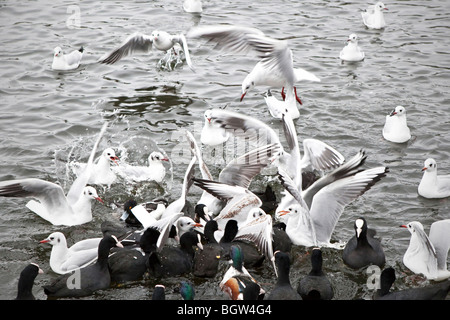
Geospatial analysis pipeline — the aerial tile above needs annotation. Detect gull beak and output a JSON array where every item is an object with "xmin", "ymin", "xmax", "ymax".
[
  {"xmin": 278, "ymin": 210, "xmax": 289, "ymax": 216},
  {"xmin": 389, "ymin": 110, "xmax": 397, "ymax": 117},
  {"xmin": 240, "ymin": 91, "xmax": 247, "ymax": 102},
  {"xmin": 421, "ymin": 167, "xmax": 427, "ymax": 171},
  {"xmin": 193, "ymin": 223, "xmax": 203, "ymax": 228},
  {"xmin": 39, "ymin": 238, "xmax": 50, "ymax": 244},
  {"xmin": 162, "ymin": 157, "xmax": 169, "ymax": 162},
  {"xmin": 110, "ymin": 156, "xmax": 120, "ymax": 165},
  {"xmin": 207, "ymin": 117, "xmax": 211, "ymax": 123},
  {"xmin": 95, "ymin": 197, "xmax": 104, "ymax": 204},
  {"xmin": 399, "ymin": 225, "xmax": 407, "ymax": 228}
]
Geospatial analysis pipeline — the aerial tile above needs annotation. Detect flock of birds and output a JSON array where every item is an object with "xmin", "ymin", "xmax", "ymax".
[{"xmin": 4, "ymin": 1, "xmax": 450, "ymax": 301}]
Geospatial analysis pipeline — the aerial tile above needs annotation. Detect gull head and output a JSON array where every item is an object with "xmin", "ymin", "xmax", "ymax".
[
  {"xmin": 400, "ymin": 221, "xmax": 423, "ymax": 236},
  {"xmin": 53, "ymin": 46, "xmax": 62, "ymax": 57},
  {"xmin": 149, "ymin": 151, "xmax": 169, "ymax": 163},
  {"xmin": 39, "ymin": 231, "xmax": 65, "ymax": 246},
  {"xmin": 347, "ymin": 33, "xmax": 359, "ymax": 44},
  {"xmin": 83, "ymin": 186, "xmax": 104, "ymax": 203},
  {"xmin": 204, "ymin": 109, "xmax": 213, "ymax": 123},
  {"xmin": 102, "ymin": 148, "xmax": 120, "ymax": 165},
  {"xmin": 389, "ymin": 105, "xmax": 406, "ymax": 117},
  {"xmin": 422, "ymin": 158, "xmax": 437, "ymax": 173},
  {"xmin": 375, "ymin": 2, "xmax": 388, "ymax": 11},
  {"xmin": 241, "ymin": 74, "xmax": 255, "ymax": 101}
]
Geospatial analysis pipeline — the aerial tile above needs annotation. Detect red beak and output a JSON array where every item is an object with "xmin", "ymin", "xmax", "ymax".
[
  {"xmin": 399, "ymin": 225, "xmax": 407, "ymax": 228},
  {"xmin": 421, "ymin": 167, "xmax": 427, "ymax": 171},
  {"xmin": 96, "ymin": 197, "xmax": 104, "ymax": 204},
  {"xmin": 240, "ymin": 92, "xmax": 247, "ymax": 102},
  {"xmin": 39, "ymin": 239, "xmax": 50, "ymax": 244}
]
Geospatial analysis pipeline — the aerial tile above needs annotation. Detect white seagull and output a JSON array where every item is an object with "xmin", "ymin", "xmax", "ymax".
[
  {"xmin": 418, "ymin": 158, "xmax": 450, "ymax": 199},
  {"xmin": 0, "ymin": 123, "xmax": 108, "ymax": 226},
  {"xmin": 401, "ymin": 220, "xmax": 450, "ymax": 280},
  {"xmin": 187, "ymin": 25, "xmax": 320, "ymax": 109},
  {"xmin": 40, "ymin": 232, "xmax": 102, "ymax": 275},
  {"xmin": 113, "ymin": 151, "xmax": 169, "ymax": 183},
  {"xmin": 52, "ymin": 46, "xmax": 84, "ymax": 70},
  {"xmin": 201, "ymin": 109, "xmax": 230, "ymax": 146},
  {"xmin": 277, "ymin": 150, "xmax": 388, "ymax": 247},
  {"xmin": 339, "ymin": 34, "xmax": 365, "ymax": 62},
  {"xmin": 98, "ymin": 31, "xmax": 194, "ymax": 71},
  {"xmin": 70, "ymin": 147, "xmax": 120, "ymax": 186},
  {"xmin": 382, "ymin": 106, "xmax": 411, "ymax": 143},
  {"xmin": 183, "ymin": 0, "xmax": 202, "ymax": 13},
  {"xmin": 361, "ymin": 2, "xmax": 388, "ymax": 29}
]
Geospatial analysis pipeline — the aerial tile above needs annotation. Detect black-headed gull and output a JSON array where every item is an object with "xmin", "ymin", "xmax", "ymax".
[
  {"xmin": 113, "ymin": 151, "xmax": 169, "ymax": 183},
  {"xmin": 361, "ymin": 2, "xmax": 388, "ymax": 29},
  {"xmin": 277, "ymin": 150, "xmax": 388, "ymax": 247},
  {"xmin": 187, "ymin": 25, "xmax": 320, "ymax": 107},
  {"xmin": 183, "ymin": 0, "xmax": 202, "ymax": 13},
  {"xmin": 99, "ymin": 31, "xmax": 194, "ymax": 71},
  {"xmin": 382, "ymin": 106, "xmax": 411, "ymax": 143},
  {"xmin": 401, "ymin": 220, "xmax": 450, "ymax": 280},
  {"xmin": 70, "ymin": 147, "xmax": 120, "ymax": 186},
  {"xmin": 39, "ymin": 231, "xmax": 102, "ymax": 275},
  {"xmin": 418, "ymin": 158, "xmax": 450, "ymax": 199},
  {"xmin": 264, "ymin": 89, "xmax": 300, "ymax": 119},
  {"xmin": 0, "ymin": 123, "xmax": 108, "ymax": 226},
  {"xmin": 43, "ymin": 235, "xmax": 123, "ymax": 298},
  {"xmin": 201, "ymin": 109, "xmax": 230, "ymax": 146},
  {"xmin": 339, "ymin": 34, "xmax": 365, "ymax": 62},
  {"xmin": 342, "ymin": 217, "xmax": 385, "ymax": 269},
  {"xmin": 15, "ymin": 263, "xmax": 44, "ymax": 300},
  {"xmin": 219, "ymin": 244, "xmax": 265, "ymax": 300},
  {"xmin": 52, "ymin": 46, "xmax": 84, "ymax": 70}
]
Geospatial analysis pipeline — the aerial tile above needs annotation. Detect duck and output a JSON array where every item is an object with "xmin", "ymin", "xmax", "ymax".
[
  {"xmin": 180, "ymin": 281, "xmax": 196, "ymax": 300},
  {"xmin": 339, "ymin": 33, "xmax": 365, "ymax": 62},
  {"xmin": 374, "ymin": 267, "xmax": 450, "ymax": 300},
  {"xmin": 418, "ymin": 158, "xmax": 450, "ymax": 199},
  {"xmin": 401, "ymin": 220, "xmax": 450, "ymax": 280},
  {"xmin": 361, "ymin": 2, "xmax": 388, "ymax": 29},
  {"xmin": 382, "ymin": 106, "xmax": 411, "ymax": 143},
  {"xmin": 297, "ymin": 248, "xmax": 334, "ymax": 300},
  {"xmin": 266, "ymin": 251, "xmax": 302, "ymax": 300},
  {"xmin": 39, "ymin": 231, "xmax": 102, "ymax": 275},
  {"xmin": 342, "ymin": 218, "xmax": 385, "ymax": 269},
  {"xmin": 113, "ymin": 151, "xmax": 168, "ymax": 184},
  {"xmin": 146, "ymin": 230, "xmax": 203, "ymax": 278},
  {"xmin": 43, "ymin": 235, "xmax": 123, "ymax": 298},
  {"xmin": 14, "ymin": 263, "xmax": 43, "ymax": 300},
  {"xmin": 219, "ymin": 244, "xmax": 265, "ymax": 300},
  {"xmin": 70, "ymin": 148, "xmax": 120, "ymax": 186},
  {"xmin": 52, "ymin": 46, "xmax": 84, "ymax": 70}
]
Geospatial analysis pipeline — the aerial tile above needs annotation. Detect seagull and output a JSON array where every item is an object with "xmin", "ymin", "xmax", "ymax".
[
  {"xmin": 401, "ymin": 220, "xmax": 450, "ymax": 280},
  {"xmin": 264, "ymin": 89, "xmax": 300, "ymax": 119},
  {"xmin": 39, "ymin": 231, "xmax": 102, "ymax": 274},
  {"xmin": 187, "ymin": 25, "xmax": 320, "ymax": 107},
  {"xmin": 183, "ymin": 0, "xmax": 202, "ymax": 13},
  {"xmin": 98, "ymin": 31, "xmax": 194, "ymax": 71},
  {"xmin": 70, "ymin": 147, "xmax": 120, "ymax": 186},
  {"xmin": 418, "ymin": 158, "xmax": 450, "ymax": 199},
  {"xmin": 277, "ymin": 150, "xmax": 388, "ymax": 247},
  {"xmin": 113, "ymin": 151, "xmax": 169, "ymax": 183},
  {"xmin": 382, "ymin": 106, "xmax": 411, "ymax": 143},
  {"xmin": 339, "ymin": 34, "xmax": 365, "ymax": 62},
  {"xmin": 361, "ymin": 2, "xmax": 388, "ymax": 29},
  {"xmin": 0, "ymin": 123, "xmax": 108, "ymax": 226},
  {"xmin": 52, "ymin": 46, "xmax": 84, "ymax": 70},
  {"xmin": 201, "ymin": 109, "xmax": 230, "ymax": 146}
]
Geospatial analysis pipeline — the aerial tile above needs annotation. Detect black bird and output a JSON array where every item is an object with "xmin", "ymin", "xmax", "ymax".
[
  {"xmin": 15, "ymin": 263, "xmax": 43, "ymax": 300},
  {"xmin": 297, "ymin": 248, "xmax": 334, "ymax": 300},
  {"xmin": 147, "ymin": 230, "xmax": 203, "ymax": 277},
  {"xmin": 193, "ymin": 219, "xmax": 223, "ymax": 278},
  {"xmin": 374, "ymin": 267, "xmax": 450, "ymax": 300},
  {"xmin": 267, "ymin": 251, "xmax": 302, "ymax": 300},
  {"xmin": 152, "ymin": 284, "xmax": 166, "ymax": 300},
  {"xmin": 342, "ymin": 217, "xmax": 385, "ymax": 269},
  {"xmin": 180, "ymin": 280, "xmax": 195, "ymax": 300},
  {"xmin": 43, "ymin": 235, "xmax": 123, "ymax": 298}
]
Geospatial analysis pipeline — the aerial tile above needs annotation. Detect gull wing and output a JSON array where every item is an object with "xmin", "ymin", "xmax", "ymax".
[
  {"xmin": 429, "ymin": 219, "xmax": 450, "ymax": 271},
  {"xmin": 171, "ymin": 33, "xmax": 194, "ymax": 71},
  {"xmin": 99, "ymin": 32, "xmax": 154, "ymax": 64}
]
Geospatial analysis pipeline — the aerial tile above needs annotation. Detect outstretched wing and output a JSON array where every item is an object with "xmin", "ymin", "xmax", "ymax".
[{"xmin": 99, "ymin": 32, "xmax": 154, "ymax": 64}]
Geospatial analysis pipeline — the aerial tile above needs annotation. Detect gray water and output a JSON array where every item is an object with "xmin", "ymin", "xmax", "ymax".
[{"xmin": 0, "ymin": 0, "xmax": 449, "ymax": 301}]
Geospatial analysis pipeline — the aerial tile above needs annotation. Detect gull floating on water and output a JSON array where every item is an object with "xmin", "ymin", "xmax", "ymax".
[
  {"xmin": 183, "ymin": 0, "xmax": 202, "ymax": 13},
  {"xmin": 70, "ymin": 147, "xmax": 120, "ymax": 186},
  {"xmin": 361, "ymin": 2, "xmax": 388, "ymax": 29},
  {"xmin": 52, "ymin": 46, "xmax": 84, "ymax": 70},
  {"xmin": 113, "ymin": 151, "xmax": 169, "ymax": 183},
  {"xmin": 339, "ymin": 34, "xmax": 365, "ymax": 62},
  {"xmin": 418, "ymin": 158, "xmax": 450, "ymax": 199},
  {"xmin": 382, "ymin": 106, "xmax": 411, "ymax": 143},
  {"xmin": 187, "ymin": 25, "xmax": 320, "ymax": 109},
  {"xmin": 40, "ymin": 231, "xmax": 102, "ymax": 275},
  {"xmin": 98, "ymin": 31, "xmax": 194, "ymax": 71},
  {"xmin": 0, "ymin": 123, "xmax": 108, "ymax": 226},
  {"xmin": 401, "ymin": 220, "xmax": 450, "ymax": 280}
]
